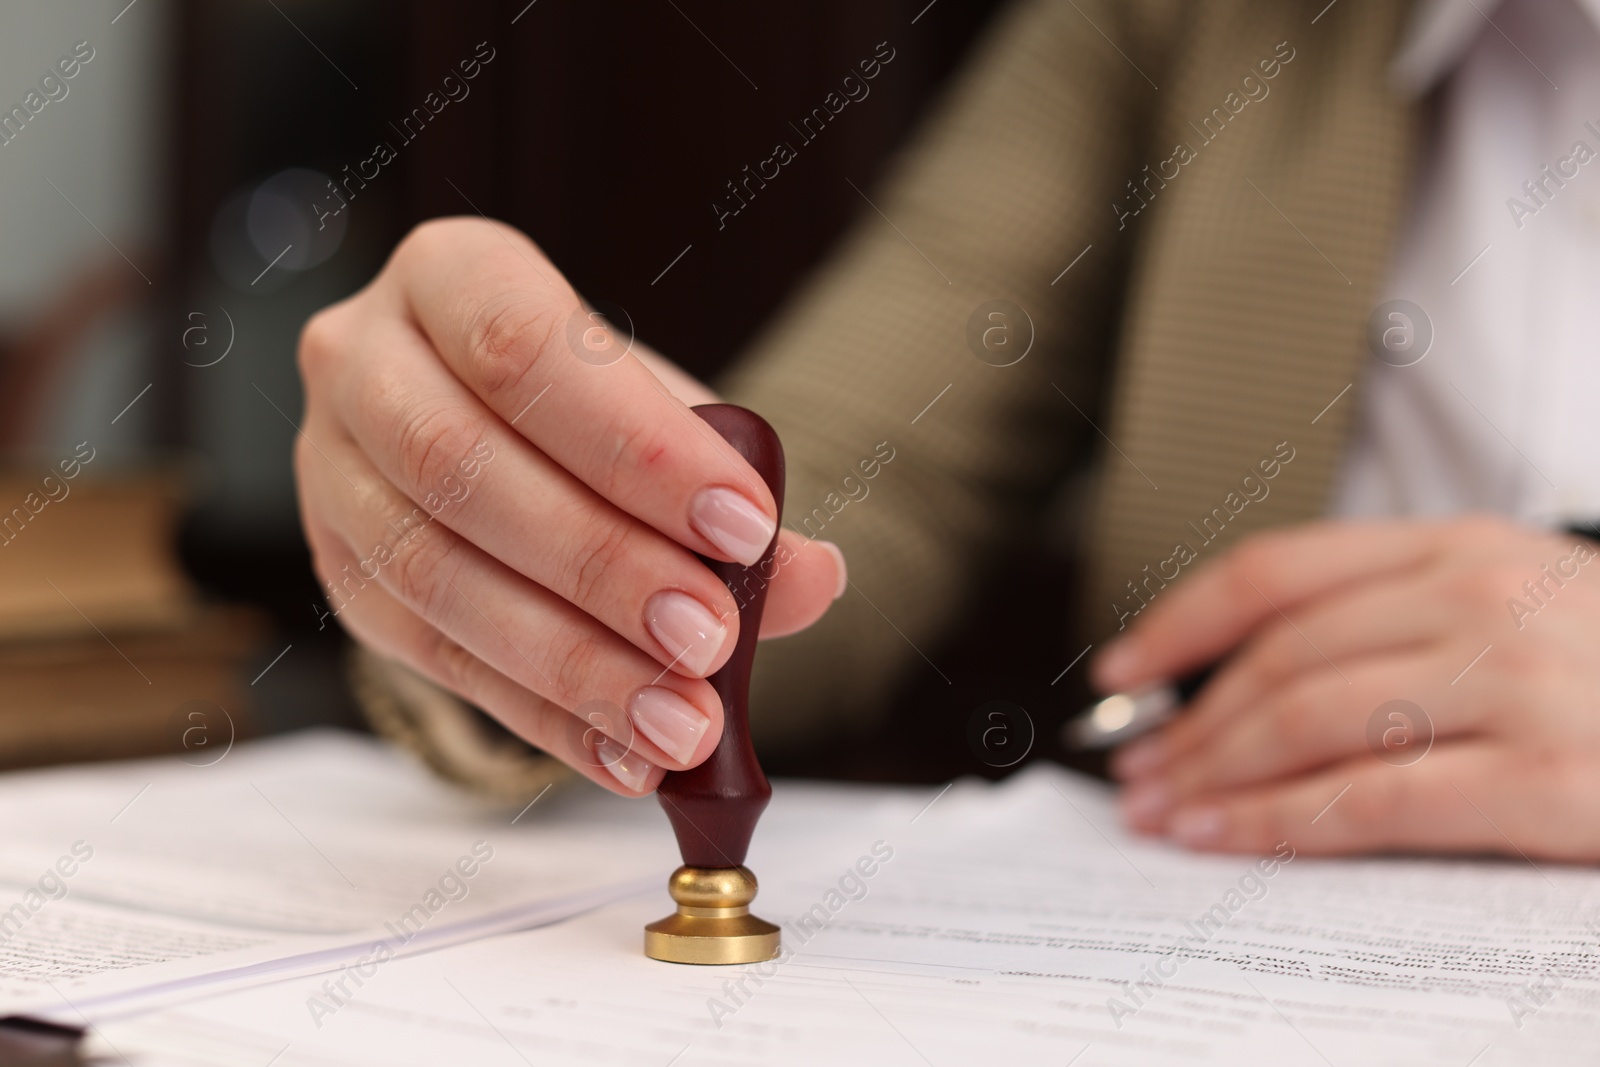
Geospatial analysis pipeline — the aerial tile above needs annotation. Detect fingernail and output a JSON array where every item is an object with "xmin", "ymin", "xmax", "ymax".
[
  {"xmin": 817, "ymin": 540, "xmax": 848, "ymax": 599},
  {"xmin": 1170, "ymin": 806, "xmax": 1227, "ymax": 847},
  {"xmin": 595, "ymin": 736, "xmax": 654, "ymax": 792},
  {"xmin": 690, "ymin": 487, "xmax": 776, "ymax": 567},
  {"xmin": 1120, "ymin": 782, "xmax": 1171, "ymax": 827},
  {"xmin": 644, "ymin": 591, "xmax": 729, "ymax": 676},
  {"xmin": 627, "ymin": 686, "xmax": 711, "ymax": 765},
  {"xmin": 1094, "ymin": 640, "xmax": 1142, "ymax": 689},
  {"xmin": 1113, "ymin": 737, "xmax": 1168, "ymax": 780}
]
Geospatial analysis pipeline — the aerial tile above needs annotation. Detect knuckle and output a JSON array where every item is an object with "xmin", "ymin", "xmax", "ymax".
[
  {"xmin": 571, "ymin": 519, "xmax": 635, "ymax": 606},
  {"xmin": 390, "ymin": 521, "xmax": 456, "ymax": 621},
  {"xmin": 398, "ymin": 217, "xmax": 550, "ymax": 285},
  {"xmin": 606, "ymin": 418, "xmax": 668, "ymax": 470},
  {"xmin": 552, "ymin": 627, "xmax": 605, "ymax": 706},
  {"xmin": 297, "ymin": 305, "xmax": 346, "ymax": 383},
  {"xmin": 397, "ymin": 216, "xmax": 469, "ymax": 262},
  {"xmin": 422, "ymin": 627, "xmax": 480, "ymax": 697},
  {"xmin": 587, "ymin": 419, "xmax": 671, "ymax": 499},
  {"xmin": 464, "ymin": 294, "xmax": 561, "ymax": 401},
  {"xmin": 394, "ymin": 402, "xmax": 481, "ymax": 500}
]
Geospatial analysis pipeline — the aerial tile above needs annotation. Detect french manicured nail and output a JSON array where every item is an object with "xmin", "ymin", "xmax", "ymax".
[
  {"xmin": 1113, "ymin": 737, "xmax": 1168, "ymax": 780},
  {"xmin": 595, "ymin": 736, "xmax": 654, "ymax": 792},
  {"xmin": 645, "ymin": 591, "xmax": 728, "ymax": 676},
  {"xmin": 1120, "ymin": 782, "xmax": 1172, "ymax": 826},
  {"xmin": 628, "ymin": 686, "xmax": 710, "ymax": 765},
  {"xmin": 1170, "ymin": 806, "xmax": 1227, "ymax": 847},
  {"xmin": 818, "ymin": 540, "xmax": 848, "ymax": 599},
  {"xmin": 690, "ymin": 486, "xmax": 775, "ymax": 567},
  {"xmin": 1094, "ymin": 640, "xmax": 1142, "ymax": 689}
]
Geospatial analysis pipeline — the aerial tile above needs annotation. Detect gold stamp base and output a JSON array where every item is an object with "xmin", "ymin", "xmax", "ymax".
[{"xmin": 644, "ymin": 865, "xmax": 781, "ymax": 965}]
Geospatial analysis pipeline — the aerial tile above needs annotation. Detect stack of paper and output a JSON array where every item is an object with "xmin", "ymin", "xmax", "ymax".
[
  {"xmin": 0, "ymin": 730, "xmax": 675, "ymax": 1020},
  {"xmin": 84, "ymin": 756, "xmax": 1600, "ymax": 1066}
]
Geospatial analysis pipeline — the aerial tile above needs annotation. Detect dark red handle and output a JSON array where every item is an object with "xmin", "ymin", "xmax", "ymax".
[{"xmin": 655, "ymin": 404, "xmax": 783, "ymax": 868}]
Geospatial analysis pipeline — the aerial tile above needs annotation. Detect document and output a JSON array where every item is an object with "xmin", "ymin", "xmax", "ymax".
[
  {"xmin": 86, "ymin": 762, "xmax": 1600, "ymax": 1065},
  {"xmin": 0, "ymin": 730, "xmax": 675, "ymax": 1019}
]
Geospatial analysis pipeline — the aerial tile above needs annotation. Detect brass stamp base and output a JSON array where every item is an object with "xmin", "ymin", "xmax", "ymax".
[
  {"xmin": 644, "ymin": 865, "xmax": 781, "ymax": 965},
  {"xmin": 644, "ymin": 911, "xmax": 781, "ymax": 966}
]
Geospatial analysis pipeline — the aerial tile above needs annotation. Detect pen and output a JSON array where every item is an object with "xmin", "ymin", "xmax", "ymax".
[{"xmin": 1061, "ymin": 666, "xmax": 1216, "ymax": 750}]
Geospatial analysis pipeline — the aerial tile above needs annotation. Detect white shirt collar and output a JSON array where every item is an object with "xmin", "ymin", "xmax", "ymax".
[{"xmin": 1390, "ymin": 0, "xmax": 1600, "ymax": 96}]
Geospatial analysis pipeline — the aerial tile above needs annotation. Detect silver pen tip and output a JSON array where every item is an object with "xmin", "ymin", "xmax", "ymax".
[{"xmin": 1062, "ymin": 683, "xmax": 1181, "ymax": 750}]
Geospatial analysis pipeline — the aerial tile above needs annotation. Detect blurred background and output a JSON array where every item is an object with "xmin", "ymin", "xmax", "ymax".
[{"xmin": 1, "ymin": 0, "xmax": 1094, "ymax": 783}]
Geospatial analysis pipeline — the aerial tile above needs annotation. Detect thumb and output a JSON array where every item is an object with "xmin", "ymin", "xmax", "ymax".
[
  {"xmin": 760, "ymin": 532, "xmax": 847, "ymax": 638},
  {"xmin": 628, "ymin": 352, "xmax": 845, "ymax": 636}
]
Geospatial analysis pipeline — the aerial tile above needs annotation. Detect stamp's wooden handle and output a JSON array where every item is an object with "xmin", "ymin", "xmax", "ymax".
[{"xmin": 655, "ymin": 404, "xmax": 783, "ymax": 868}]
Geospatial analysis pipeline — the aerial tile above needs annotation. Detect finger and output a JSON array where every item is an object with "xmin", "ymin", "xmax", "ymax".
[
  {"xmin": 1140, "ymin": 743, "xmax": 1600, "ymax": 861},
  {"xmin": 305, "ymin": 520, "xmax": 664, "ymax": 797},
  {"xmin": 1136, "ymin": 649, "xmax": 1476, "ymax": 819},
  {"xmin": 388, "ymin": 218, "xmax": 779, "ymax": 566},
  {"xmin": 626, "ymin": 345, "xmax": 844, "ymax": 621},
  {"xmin": 314, "ymin": 311, "xmax": 743, "ymax": 678},
  {"xmin": 1184, "ymin": 575, "xmax": 1447, "ymax": 734},
  {"xmin": 296, "ymin": 427, "xmax": 724, "ymax": 771},
  {"xmin": 1112, "ymin": 575, "xmax": 1452, "ymax": 782},
  {"xmin": 760, "ymin": 533, "xmax": 847, "ymax": 638},
  {"xmin": 634, "ymin": 344, "xmax": 720, "ymax": 407},
  {"xmin": 1093, "ymin": 520, "xmax": 1444, "ymax": 691}
]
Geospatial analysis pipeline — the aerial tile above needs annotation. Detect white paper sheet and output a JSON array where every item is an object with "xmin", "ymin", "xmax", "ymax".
[
  {"xmin": 85, "ymin": 763, "xmax": 1600, "ymax": 1065},
  {"xmin": 0, "ymin": 730, "xmax": 676, "ymax": 1018}
]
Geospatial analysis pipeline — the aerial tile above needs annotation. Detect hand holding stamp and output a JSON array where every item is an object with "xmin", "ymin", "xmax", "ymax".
[{"xmin": 645, "ymin": 404, "xmax": 784, "ymax": 965}]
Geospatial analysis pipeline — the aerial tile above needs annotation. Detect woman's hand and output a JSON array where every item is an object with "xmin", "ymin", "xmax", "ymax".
[
  {"xmin": 1096, "ymin": 517, "xmax": 1600, "ymax": 862},
  {"xmin": 294, "ymin": 218, "xmax": 846, "ymax": 796}
]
